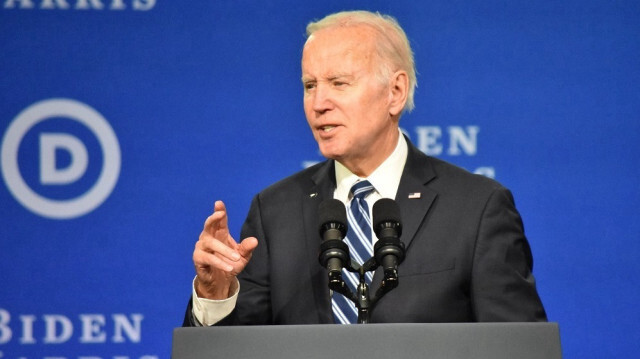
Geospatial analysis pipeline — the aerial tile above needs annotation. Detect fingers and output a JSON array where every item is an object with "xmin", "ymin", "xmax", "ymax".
[
  {"xmin": 238, "ymin": 237, "xmax": 259, "ymax": 259},
  {"xmin": 195, "ymin": 201, "xmax": 257, "ymax": 273},
  {"xmin": 196, "ymin": 224, "xmax": 240, "ymax": 272},
  {"xmin": 194, "ymin": 236, "xmax": 239, "ymax": 272},
  {"xmin": 213, "ymin": 200, "xmax": 225, "ymax": 212},
  {"xmin": 193, "ymin": 200, "xmax": 256, "ymax": 300},
  {"xmin": 193, "ymin": 239, "xmax": 237, "ymax": 299},
  {"xmin": 203, "ymin": 201, "xmax": 229, "ymax": 235},
  {"xmin": 201, "ymin": 227, "xmax": 240, "ymax": 258},
  {"xmin": 194, "ymin": 235, "xmax": 258, "ymax": 277}
]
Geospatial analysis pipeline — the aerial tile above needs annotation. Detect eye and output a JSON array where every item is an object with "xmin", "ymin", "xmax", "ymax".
[{"xmin": 303, "ymin": 81, "xmax": 316, "ymax": 91}]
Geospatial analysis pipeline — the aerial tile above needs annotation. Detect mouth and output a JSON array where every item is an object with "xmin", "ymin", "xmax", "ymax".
[{"xmin": 320, "ymin": 125, "xmax": 336, "ymax": 132}]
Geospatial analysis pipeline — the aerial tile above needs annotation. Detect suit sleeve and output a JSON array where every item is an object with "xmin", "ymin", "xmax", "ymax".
[
  {"xmin": 231, "ymin": 193, "xmax": 273, "ymax": 324},
  {"xmin": 471, "ymin": 187, "xmax": 547, "ymax": 321}
]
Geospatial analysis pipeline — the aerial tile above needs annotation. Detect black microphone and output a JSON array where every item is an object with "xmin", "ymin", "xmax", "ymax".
[
  {"xmin": 373, "ymin": 198, "xmax": 405, "ymax": 282},
  {"xmin": 317, "ymin": 199, "xmax": 350, "ymax": 277}
]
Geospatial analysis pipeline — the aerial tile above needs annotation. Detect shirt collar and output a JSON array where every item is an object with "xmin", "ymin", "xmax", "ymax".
[{"xmin": 334, "ymin": 130, "xmax": 408, "ymax": 202}]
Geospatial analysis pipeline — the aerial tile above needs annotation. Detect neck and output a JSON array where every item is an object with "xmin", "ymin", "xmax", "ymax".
[{"xmin": 339, "ymin": 129, "xmax": 399, "ymax": 177}]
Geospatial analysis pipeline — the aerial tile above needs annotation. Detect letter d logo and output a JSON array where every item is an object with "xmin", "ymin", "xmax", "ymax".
[
  {"xmin": 1, "ymin": 99, "xmax": 121, "ymax": 219},
  {"xmin": 40, "ymin": 133, "xmax": 89, "ymax": 185}
]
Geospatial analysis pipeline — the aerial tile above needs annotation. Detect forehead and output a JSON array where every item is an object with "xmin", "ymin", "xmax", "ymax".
[{"xmin": 301, "ymin": 26, "xmax": 377, "ymax": 75}]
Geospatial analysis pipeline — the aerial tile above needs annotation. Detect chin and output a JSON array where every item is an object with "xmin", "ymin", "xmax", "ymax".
[{"xmin": 317, "ymin": 144, "xmax": 338, "ymax": 159}]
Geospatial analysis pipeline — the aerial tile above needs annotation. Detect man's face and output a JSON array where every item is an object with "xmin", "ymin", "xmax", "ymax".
[{"xmin": 301, "ymin": 26, "xmax": 399, "ymax": 175}]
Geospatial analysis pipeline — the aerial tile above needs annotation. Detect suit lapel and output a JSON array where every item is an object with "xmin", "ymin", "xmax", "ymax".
[
  {"xmin": 394, "ymin": 141, "xmax": 438, "ymax": 250},
  {"xmin": 303, "ymin": 160, "xmax": 336, "ymax": 323},
  {"xmin": 371, "ymin": 139, "xmax": 438, "ymax": 291}
]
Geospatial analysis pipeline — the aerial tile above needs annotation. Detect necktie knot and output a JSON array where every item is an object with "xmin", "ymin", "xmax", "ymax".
[{"xmin": 350, "ymin": 180, "xmax": 374, "ymax": 201}]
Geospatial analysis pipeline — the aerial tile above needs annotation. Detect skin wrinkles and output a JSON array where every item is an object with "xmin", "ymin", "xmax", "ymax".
[{"xmin": 301, "ymin": 25, "xmax": 407, "ymax": 177}]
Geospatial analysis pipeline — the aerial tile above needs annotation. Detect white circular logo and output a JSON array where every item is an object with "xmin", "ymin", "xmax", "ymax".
[{"xmin": 1, "ymin": 98, "xmax": 121, "ymax": 219}]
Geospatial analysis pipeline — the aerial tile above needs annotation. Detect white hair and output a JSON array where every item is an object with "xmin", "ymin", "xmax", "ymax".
[{"xmin": 306, "ymin": 10, "xmax": 417, "ymax": 113}]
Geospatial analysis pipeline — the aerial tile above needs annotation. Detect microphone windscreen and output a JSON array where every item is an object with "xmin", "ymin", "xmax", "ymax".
[
  {"xmin": 372, "ymin": 198, "xmax": 402, "ymax": 230},
  {"xmin": 318, "ymin": 199, "xmax": 347, "ymax": 229}
]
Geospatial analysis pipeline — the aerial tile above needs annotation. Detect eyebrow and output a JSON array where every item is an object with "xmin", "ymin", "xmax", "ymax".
[
  {"xmin": 328, "ymin": 74, "xmax": 354, "ymax": 81},
  {"xmin": 301, "ymin": 73, "xmax": 354, "ymax": 82}
]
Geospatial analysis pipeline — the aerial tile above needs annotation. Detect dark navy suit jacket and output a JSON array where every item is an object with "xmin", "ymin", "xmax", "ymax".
[{"xmin": 184, "ymin": 139, "xmax": 546, "ymax": 325}]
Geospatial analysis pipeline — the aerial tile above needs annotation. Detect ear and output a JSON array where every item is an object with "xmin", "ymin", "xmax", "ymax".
[{"xmin": 388, "ymin": 70, "xmax": 409, "ymax": 117}]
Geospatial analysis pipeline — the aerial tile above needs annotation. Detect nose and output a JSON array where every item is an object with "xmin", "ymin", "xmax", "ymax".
[{"xmin": 311, "ymin": 83, "xmax": 333, "ymax": 114}]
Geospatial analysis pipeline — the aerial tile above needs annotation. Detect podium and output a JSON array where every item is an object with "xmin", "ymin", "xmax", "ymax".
[{"xmin": 172, "ymin": 322, "xmax": 562, "ymax": 359}]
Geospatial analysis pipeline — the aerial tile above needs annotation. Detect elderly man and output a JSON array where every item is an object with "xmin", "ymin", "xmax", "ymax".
[{"xmin": 184, "ymin": 10, "xmax": 546, "ymax": 326}]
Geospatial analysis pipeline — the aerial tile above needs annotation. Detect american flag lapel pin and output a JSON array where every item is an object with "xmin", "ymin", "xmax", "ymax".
[{"xmin": 408, "ymin": 192, "xmax": 421, "ymax": 199}]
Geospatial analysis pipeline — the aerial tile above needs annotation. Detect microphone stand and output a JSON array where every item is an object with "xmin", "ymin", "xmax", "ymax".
[
  {"xmin": 318, "ymin": 198, "xmax": 405, "ymax": 324},
  {"xmin": 327, "ymin": 256, "xmax": 400, "ymax": 324}
]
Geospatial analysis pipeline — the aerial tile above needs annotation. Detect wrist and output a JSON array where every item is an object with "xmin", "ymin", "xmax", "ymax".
[{"xmin": 195, "ymin": 276, "xmax": 235, "ymax": 300}]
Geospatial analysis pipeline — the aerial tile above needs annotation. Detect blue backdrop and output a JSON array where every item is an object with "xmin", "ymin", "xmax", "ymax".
[{"xmin": 1, "ymin": 1, "xmax": 638, "ymax": 358}]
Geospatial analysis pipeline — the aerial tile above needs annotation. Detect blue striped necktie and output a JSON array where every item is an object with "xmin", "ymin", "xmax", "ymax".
[{"xmin": 332, "ymin": 180, "xmax": 375, "ymax": 324}]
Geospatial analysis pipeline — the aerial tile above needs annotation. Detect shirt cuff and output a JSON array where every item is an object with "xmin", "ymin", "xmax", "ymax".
[{"xmin": 191, "ymin": 276, "xmax": 239, "ymax": 326}]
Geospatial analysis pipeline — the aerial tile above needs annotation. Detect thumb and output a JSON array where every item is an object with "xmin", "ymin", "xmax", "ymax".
[{"xmin": 238, "ymin": 237, "xmax": 258, "ymax": 259}]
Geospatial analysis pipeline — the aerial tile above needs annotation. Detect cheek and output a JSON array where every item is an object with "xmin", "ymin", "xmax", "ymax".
[{"xmin": 303, "ymin": 102, "xmax": 314, "ymax": 124}]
